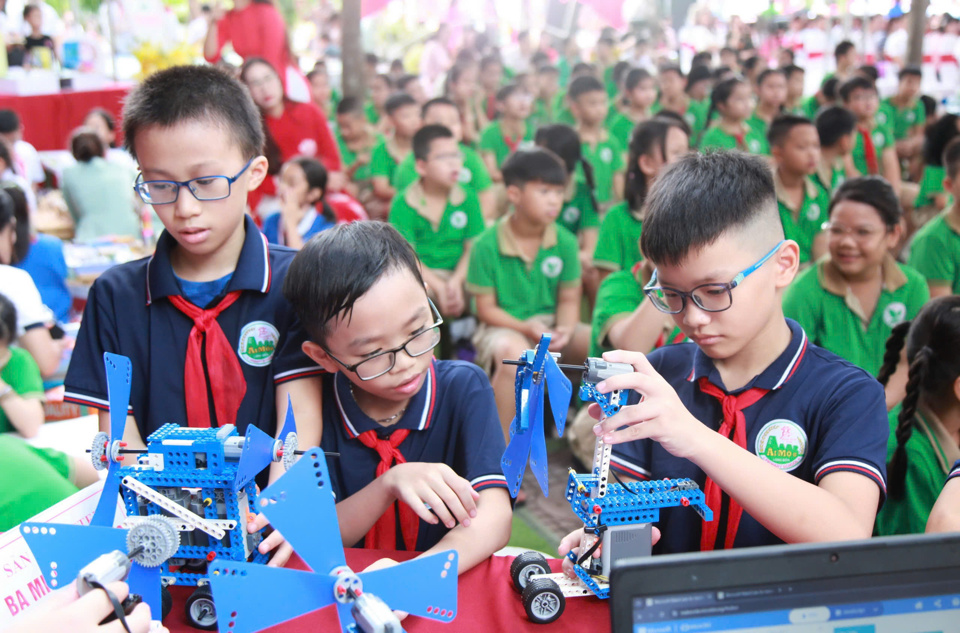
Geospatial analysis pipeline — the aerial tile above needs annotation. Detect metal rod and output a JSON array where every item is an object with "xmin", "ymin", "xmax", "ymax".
[{"xmin": 501, "ymin": 359, "xmax": 585, "ymax": 371}]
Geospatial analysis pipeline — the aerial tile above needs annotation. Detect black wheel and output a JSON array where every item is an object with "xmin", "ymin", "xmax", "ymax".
[
  {"xmin": 521, "ymin": 577, "xmax": 565, "ymax": 624},
  {"xmin": 161, "ymin": 586, "xmax": 172, "ymax": 620},
  {"xmin": 184, "ymin": 586, "xmax": 217, "ymax": 630},
  {"xmin": 510, "ymin": 551, "xmax": 551, "ymax": 593}
]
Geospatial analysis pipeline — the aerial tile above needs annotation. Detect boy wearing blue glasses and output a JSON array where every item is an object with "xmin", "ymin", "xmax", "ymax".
[
  {"xmin": 560, "ymin": 151, "xmax": 888, "ymax": 561},
  {"xmin": 64, "ymin": 66, "xmax": 324, "ymax": 479},
  {"xmin": 270, "ymin": 221, "xmax": 511, "ymax": 573}
]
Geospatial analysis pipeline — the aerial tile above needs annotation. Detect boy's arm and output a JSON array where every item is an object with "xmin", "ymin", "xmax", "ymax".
[
  {"xmin": 881, "ymin": 147, "xmax": 902, "ymax": 195},
  {"xmin": 371, "ymin": 176, "xmax": 396, "ymax": 200},
  {"xmin": 607, "ymin": 299, "xmax": 671, "ymax": 354},
  {"xmin": 98, "ymin": 410, "xmax": 146, "ymax": 450},
  {"xmin": 474, "ymin": 293, "xmax": 539, "ymax": 339},
  {"xmin": 926, "ymin": 462, "xmax": 960, "ymax": 533},
  {"xmin": 420, "ymin": 488, "xmax": 512, "ymax": 573},
  {"xmin": 268, "ymin": 376, "xmax": 323, "ymax": 484},
  {"xmin": 553, "ymin": 283, "xmax": 582, "ymax": 350},
  {"xmin": 481, "ymin": 152, "xmax": 502, "ymax": 183},
  {"xmin": 478, "ymin": 189, "xmax": 496, "ymax": 223}
]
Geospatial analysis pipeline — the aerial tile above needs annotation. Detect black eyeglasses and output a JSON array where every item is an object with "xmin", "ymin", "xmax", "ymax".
[
  {"xmin": 133, "ymin": 158, "xmax": 255, "ymax": 205},
  {"xmin": 322, "ymin": 300, "xmax": 444, "ymax": 380}
]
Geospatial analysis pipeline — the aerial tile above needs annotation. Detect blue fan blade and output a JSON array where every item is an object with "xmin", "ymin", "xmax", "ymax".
[
  {"xmin": 528, "ymin": 394, "xmax": 550, "ymax": 497},
  {"xmin": 278, "ymin": 393, "xmax": 297, "ymax": 440},
  {"xmin": 207, "ymin": 562, "xmax": 337, "ymax": 633},
  {"xmin": 501, "ymin": 413, "xmax": 532, "ymax": 498},
  {"xmin": 359, "ymin": 550, "xmax": 459, "ymax": 622},
  {"xmin": 531, "ymin": 334, "xmax": 551, "ymax": 372},
  {"xmin": 22, "ymin": 523, "xmax": 161, "ymax": 616},
  {"xmin": 92, "ymin": 353, "xmax": 132, "ymax": 527},
  {"xmin": 92, "ymin": 461, "xmax": 122, "ymax": 528},
  {"xmin": 258, "ymin": 448, "xmax": 346, "ymax": 573},
  {"xmin": 234, "ymin": 425, "xmax": 276, "ymax": 491},
  {"xmin": 544, "ymin": 356, "xmax": 573, "ymax": 437}
]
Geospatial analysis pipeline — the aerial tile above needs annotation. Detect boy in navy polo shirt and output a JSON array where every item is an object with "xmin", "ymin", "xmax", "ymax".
[
  {"xmin": 63, "ymin": 66, "xmax": 323, "ymax": 465},
  {"xmin": 560, "ymin": 151, "xmax": 888, "ymax": 560},
  {"xmin": 273, "ymin": 221, "xmax": 512, "ymax": 573},
  {"xmin": 927, "ymin": 460, "xmax": 960, "ymax": 533}
]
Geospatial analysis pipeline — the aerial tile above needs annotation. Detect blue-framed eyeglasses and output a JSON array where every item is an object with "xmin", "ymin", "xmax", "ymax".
[
  {"xmin": 643, "ymin": 240, "xmax": 785, "ymax": 314},
  {"xmin": 133, "ymin": 157, "xmax": 255, "ymax": 205}
]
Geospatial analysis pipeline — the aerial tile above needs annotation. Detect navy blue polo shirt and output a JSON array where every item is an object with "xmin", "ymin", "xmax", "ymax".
[
  {"xmin": 321, "ymin": 360, "xmax": 508, "ymax": 552},
  {"xmin": 64, "ymin": 215, "xmax": 322, "ymax": 441},
  {"xmin": 948, "ymin": 460, "xmax": 960, "ymax": 484},
  {"xmin": 611, "ymin": 319, "xmax": 888, "ymax": 554}
]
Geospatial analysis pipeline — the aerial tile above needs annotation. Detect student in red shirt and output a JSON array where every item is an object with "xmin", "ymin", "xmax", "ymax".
[{"xmin": 241, "ymin": 58, "xmax": 344, "ymax": 218}]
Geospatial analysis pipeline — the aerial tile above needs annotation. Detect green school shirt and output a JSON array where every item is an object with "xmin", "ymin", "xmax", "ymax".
[
  {"xmin": 593, "ymin": 201, "xmax": 643, "ymax": 272},
  {"xmin": 603, "ymin": 65, "xmax": 618, "ymax": 98},
  {"xmin": 699, "ymin": 124, "xmax": 769, "ymax": 155},
  {"xmin": 364, "ymin": 101, "xmax": 380, "ymax": 125},
  {"xmin": 388, "ymin": 182, "xmax": 485, "ymax": 271},
  {"xmin": 684, "ymin": 100, "xmax": 710, "ymax": 145},
  {"xmin": 878, "ymin": 97, "xmax": 925, "ymax": 141},
  {"xmin": 802, "ymin": 95, "xmax": 824, "ymax": 121},
  {"xmin": 530, "ymin": 97, "xmax": 558, "ymax": 129},
  {"xmin": 466, "ymin": 217, "xmax": 581, "ymax": 321},
  {"xmin": 370, "ymin": 138, "xmax": 408, "ymax": 181},
  {"xmin": 0, "ymin": 436, "xmax": 77, "ymax": 532},
  {"xmin": 478, "ymin": 120, "xmax": 535, "ymax": 168},
  {"xmin": 914, "ymin": 165, "xmax": 947, "ymax": 209},
  {"xmin": 774, "ymin": 172, "xmax": 831, "ymax": 264},
  {"xmin": 875, "ymin": 407, "xmax": 960, "ymax": 536},
  {"xmin": 337, "ymin": 132, "xmax": 381, "ymax": 184},
  {"xmin": 745, "ymin": 111, "xmax": 772, "ymax": 144},
  {"xmin": 606, "ymin": 112, "xmax": 636, "ymax": 146},
  {"xmin": 558, "ymin": 178, "xmax": 600, "ymax": 235},
  {"xmin": 851, "ymin": 122, "xmax": 894, "ymax": 176},
  {"xmin": 813, "ymin": 159, "xmax": 848, "ymax": 196},
  {"xmin": 581, "ymin": 132, "xmax": 625, "ymax": 204},
  {"xmin": 782, "ymin": 256, "xmax": 930, "ymax": 376},
  {"xmin": 908, "ymin": 210, "xmax": 960, "ymax": 294},
  {"xmin": 0, "ymin": 347, "xmax": 45, "ymax": 434},
  {"xmin": 391, "ymin": 144, "xmax": 493, "ymax": 194}
]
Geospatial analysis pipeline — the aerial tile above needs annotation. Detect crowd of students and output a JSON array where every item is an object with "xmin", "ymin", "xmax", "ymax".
[{"xmin": 2, "ymin": 16, "xmax": 960, "ymax": 630}]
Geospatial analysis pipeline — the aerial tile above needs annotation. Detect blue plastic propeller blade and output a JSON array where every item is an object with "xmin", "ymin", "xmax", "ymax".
[
  {"xmin": 359, "ymin": 550, "xmax": 459, "ymax": 623},
  {"xmin": 257, "ymin": 448, "xmax": 346, "ymax": 573},
  {"xmin": 92, "ymin": 353, "xmax": 132, "ymax": 527},
  {"xmin": 528, "ymin": 389, "xmax": 551, "ymax": 497},
  {"xmin": 22, "ymin": 523, "xmax": 161, "ymax": 616},
  {"xmin": 543, "ymin": 355, "xmax": 572, "ymax": 437},
  {"xmin": 278, "ymin": 393, "xmax": 297, "ymax": 440},
  {"xmin": 500, "ymin": 415, "xmax": 532, "ymax": 498},
  {"xmin": 234, "ymin": 425, "xmax": 276, "ymax": 492},
  {"xmin": 207, "ymin": 562, "xmax": 337, "ymax": 633}
]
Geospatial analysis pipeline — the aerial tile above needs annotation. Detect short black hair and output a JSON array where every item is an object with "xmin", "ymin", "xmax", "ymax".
[
  {"xmin": 413, "ymin": 124, "xmax": 454, "ymax": 161},
  {"xmin": 768, "ymin": 114, "xmax": 815, "ymax": 147},
  {"xmin": 782, "ymin": 64, "xmax": 804, "ymax": 80},
  {"xmin": 0, "ymin": 292, "xmax": 16, "ymax": 346},
  {"xmin": 944, "ymin": 137, "xmax": 960, "ymax": 180},
  {"xmin": 686, "ymin": 65, "xmax": 712, "ymax": 91},
  {"xmin": 336, "ymin": 96, "xmax": 365, "ymax": 117},
  {"xmin": 22, "ymin": 5, "xmax": 40, "ymax": 19},
  {"xmin": 821, "ymin": 76, "xmax": 840, "ymax": 100},
  {"xmin": 480, "ymin": 55, "xmax": 502, "ymax": 71},
  {"xmin": 501, "ymin": 148, "xmax": 567, "ymax": 189},
  {"xmin": 495, "ymin": 83, "xmax": 527, "ymax": 102},
  {"xmin": 122, "ymin": 65, "xmax": 264, "ymax": 161},
  {"xmin": 571, "ymin": 62, "xmax": 596, "ymax": 76},
  {"xmin": 898, "ymin": 65, "xmax": 922, "ymax": 80},
  {"xmin": 829, "ymin": 176, "xmax": 902, "ymax": 228},
  {"xmin": 839, "ymin": 75, "xmax": 876, "ymax": 103},
  {"xmin": 421, "ymin": 96, "xmax": 459, "ymax": 119},
  {"xmin": 371, "ymin": 73, "xmax": 395, "ymax": 89},
  {"xmin": 835, "ymin": 40, "xmax": 855, "ymax": 60},
  {"xmin": 756, "ymin": 68, "xmax": 785, "ymax": 86},
  {"xmin": 640, "ymin": 151, "xmax": 780, "ymax": 267},
  {"xmin": 365, "ymin": 52, "xmax": 379, "ymax": 66},
  {"xmin": 536, "ymin": 64, "xmax": 559, "ymax": 76},
  {"xmin": 624, "ymin": 68, "xmax": 653, "ymax": 92},
  {"xmin": 658, "ymin": 64, "xmax": 683, "ymax": 79},
  {"xmin": 923, "ymin": 114, "xmax": 960, "ymax": 167},
  {"xmin": 283, "ymin": 222, "xmax": 425, "ymax": 344},
  {"xmin": 568, "ymin": 75, "xmax": 605, "ymax": 101},
  {"xmin": 815, "ymin": 106, "xmax": 858, "ymax": 147},
  {"xmin": 397, "ymin": 74, "xmax": 420, "ymax": 92},
  {"xmin": 691, "ymin": 51, "xmax": 713, "ymax": 69},
  {"xmin": 857, "ymin": 65, "xmax": 879, "ymax": 82},
  {"xmin": 612, "ymin": 60, "xmax": 632, "ymax": 85},
  {"xmin": 742, "ymin": 56, "xmax": 761, "ymax": 73},
  {"xmin": 384, "ymin": 92, "xmax": 418, "ymax": 116},
  {"xmin": 0, "ymin": 110, "xmax": 19, "ymax": 134}
]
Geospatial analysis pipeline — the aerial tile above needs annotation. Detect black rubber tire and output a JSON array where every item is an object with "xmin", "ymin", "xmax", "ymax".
[
  {"xmin": 510, "ymin": 551, "xmax": 551, "ymax": 593},
  {"xmin": 161, "ymin": 586, "xmax": 172, "ymax": 620},
  {"xmin": 184, "ymin": 586, "xmax": 218, "ymax": 631},
  {"xmin": 521, "ymin": 577, "xmax": 565, "ymax": 624}
]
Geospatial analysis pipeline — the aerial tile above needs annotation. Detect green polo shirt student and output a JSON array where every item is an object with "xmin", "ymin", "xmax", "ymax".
[
  {"xmin": 365, "ymin": 101, "xmax": 380, "ymax": 126},
  {"xmin": 0, "ymin": 347, "xmax": 45, "ymax": 434},
  {"xmin": 389, "ymin": 182, "xmax": 485, "ymax": 271},
  {"xmin": 337, "ymin": 131, "xmax": 381, "ymax": 184},
  {"xmin": 592, "ymin": 200, "xmax": 643, "ymax": 273},
  {"xmin": 875, "ymin": 405, "xmax": 960, "ymax": 536},
  {"xmin": 783, "ymin": 255, "xmax": 929, "ymax": 376},
  {"xmin": 392, "ymin": 145, "xmax": 493, "ymax": 195},
  {"xmin": 558, "ymin": 178, "xmax": 600, "ymax": 236},
  {"xmin": 851, "ymin": 124, "xmax": 894, "ymax": 176},
  {"xmin": 879, "ymin": 97, "xmax": 925, "ymax": 142},
  {"xmin": 699, "ymin": 125, "xmax": 769, "ymax": 155},
  {"xmin": 466, "ymin": 218, "xmax": 581, "ymax": 321},
  {"xmin": 478, "ymin": 120, "xmax": 535, "ymax": 169},
  {"xmin": 581, "ymin": 132, "xmax": 625, "ymax": 206},
  {"xmin": 606, "ymin": 112, "xmax": 636, "ymax": 146},
  {"xmin": 914, "ymin": 165, "xmax": 947, "ymax": 209},
  {"xmin": 0, "ymin": 436, "xmax": 79, "ymax": 532},
  {"xmin": 909, "ymin": 211, "xmax": 960, "ymax": 295},
  {"xmin": 370, "ymin": 137, "xmax": 406, "ymax": 183},
  {"xmin": 775, "ymin": 173, "xmax": 831, "ymax": 264},
  {"xmin": 814, "ymin": 158, "xmax": 847, "ymax": 196}
]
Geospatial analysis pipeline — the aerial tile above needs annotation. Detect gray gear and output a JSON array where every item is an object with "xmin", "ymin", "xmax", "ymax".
[
  {"xmin": 282, "ymin": 433, "xmax": 298, "ymax": 471},
  {"xmin": 90, "ymin": 432, "xmax": 110, "ymax": 471},
  {"xmin": 127, "ymin": 516, "xmax": 180, "ymax": 567}
]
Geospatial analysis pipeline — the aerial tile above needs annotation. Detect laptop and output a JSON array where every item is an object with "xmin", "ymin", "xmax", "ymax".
[{"xmin": 610, "ymin": 533, "xmax": 960, "ymax": 633}]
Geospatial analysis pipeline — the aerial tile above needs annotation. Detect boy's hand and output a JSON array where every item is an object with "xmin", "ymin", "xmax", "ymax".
[
  {"xmin": 5, "ymin": 581, "xmax": 158, "ymax": 633},
  {"xmin": 524, "ymin": 319, "xmax": 550, "ymax": 343},
  {"xmin": 361, "ymin": 558, "xmax": 408, "ymax": 620},
  {"xmin": 327, "ymin": 171, "xmax": 347, "ymax": 192},
  {"xmin": 248, "ymin": 513, "xmax": 295, "ymax": 568},
  {"xmin": 444, "ymin": 282, "xmax": 465, "ymax": 317},
  {"xmin": 557, "ymin": 526, "xmax": 660, "ymax": 578},
  {"xmin": 549, "ymin": 325, "xmax": 572, "ymax": 351},
  {"xmin": 589, "ymin": 350, "xmax": 711, "ymax": 461},
  {"xmin": 383, "ymin": 462, "xmax": 480, "ymax": 530}
]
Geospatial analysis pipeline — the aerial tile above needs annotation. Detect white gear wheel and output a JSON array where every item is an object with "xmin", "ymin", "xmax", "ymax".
[
  {"xmin": 126, "ymin": 516, "xmax": 180, "ymax": 567},
  {"xmin": 282, "ymin": 432, "xmax": 298, "ymax": 471},
  {"xmin": 90, "ymin": 432, "xmax": 110, "ymax": 471}
]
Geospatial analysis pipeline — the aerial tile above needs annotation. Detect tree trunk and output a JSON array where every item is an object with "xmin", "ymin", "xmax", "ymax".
[
  {"xmin": 341, "ymin": 0, "xmax": 366, "ymax": 101},
  {"xmin": 906, "ymin": 0, "xmax": 928, "ymax": 67}
]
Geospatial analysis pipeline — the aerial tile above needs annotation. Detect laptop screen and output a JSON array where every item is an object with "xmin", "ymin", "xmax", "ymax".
[{"xmin": 612, "ymin": 534, "xmax": 960, "ymax": 633}]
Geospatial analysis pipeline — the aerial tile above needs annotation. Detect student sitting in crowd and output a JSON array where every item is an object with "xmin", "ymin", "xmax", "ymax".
[
  {"xmin": 607, "ymin": 68, "xmax": 657, "ymax": 142},
  {"xmin": 813, "ymin": 106, "xmax": 858, "ymax": 196},
  {"xmin": 912, "ymin": 114, "xmax": 960, "ymax": 216},
  {"xmin": 307, "ymin": 65, "xmax": 339, "ymax": 120},
  {"xmin": 840, "ymin": 76, "xmax": 906, "ymax": 201},
  {"xmin": 479, "ymin": 83, "xmax": 534, "ymax": 184},
  {"xmin": 529, "ymin": 64, "xmax": 561, "ymax": 130},
  {"xmin": 366, "ymin": 73, "xmax": 395, "ymax": 129},
  {"xmin": 747, "ymin": 69, "xmax": 788, "ymax": 140},
  {"xmin": 446, "ymin": 62, "xmax": 488, "ymax": 147},
  {"xmin": 879, "ymin": 66, "xmax": 925, "ymax": 175},
  {"xmin": 783, "ymin": 65, "xmax": 806, "ymax": 115},
  {"xmin": 909, "ymin": 137, "xmax": 960, "ymax": 298},
  {"xmin": 699, "ymin": 76, "xmax": 768, "ymax": 154},
  {"xmin": 390, "ymin": 125, "xmax": 484, "ymax": 318},
  {"xmin": 561, "ymin": 151, "xmax": 887, "ymax": 560},
  {"xmin": 370, "ymin": 92, "xmax": 422, "ymax": 209},
  {"xmin": 784, "ymin": 177, "xmax": 928, "ymax": 377},
  {"xmin": 927, "ymin": 460, "xmax": 960, "ymax": 533},
  {"xmin": 261, "ymin": 156, "xmax": 337, "ymax": 248},
  {"xmin": 335, "ymin": 97, "xmax": 384, "ymax": 217},
  {"xmin": 568, "ymin": 75, "xmax": 626, "ymax": 210},
  {"xmin": 0, "ymin": 288, "xmax": 44, "ymax": 438}
]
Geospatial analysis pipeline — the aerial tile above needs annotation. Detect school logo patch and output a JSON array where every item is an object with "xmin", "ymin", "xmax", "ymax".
[
  {"xmin": 805, "ymin": 203, "xmax": 821, "ymax": 222},
  {"xmin": 458, "ymin": 167, "xmax": 473, "ymax": 184},
  {"xmin": 877, "ymin": 111, "xmax": 888, "ymax": 125},
  {"xmin": 450, "ymin": 210, "xmax": 468, "ymax": 229},
  {"xmin": 238, "ymin": 321, "xmax": 279, "ymax": 367},
  {"xmin": 882, "ymin": 302, "xmax": 908, "ymax": 328},
  {"xmin": 684, "ymin": 112, "xmax": 696, "ymax": 126},
  {"xmin": 599, "ymin": 147, "xmax": 614, "ymax": 163},
  {"xmin": 541, "ymin": 255, "xmax": 564, "ymax": 278},
  {"xmin": 562, "ymin": 206, "xmax": 581, "ymax": 224},
  {"xmin": 748, "ymin": 139, "xmax": 762, "ymax": 153},
  {"xmin": 872, "ymin": 131, "xmax": 885, "ymax": 148},
  {"xmin": 517, "ymin": 140, "xmax": 536, "ymax": 152},
  {"xmin": 906, "ymin": 111, "xmax": 916, "ymax": 123},
  {"xmin": 755, "ymin": 419, "xmax": 807, "ymax": 472},
  {"xmin": 297, "ymin": 138, "xmax": 318, "ymax": 157}
]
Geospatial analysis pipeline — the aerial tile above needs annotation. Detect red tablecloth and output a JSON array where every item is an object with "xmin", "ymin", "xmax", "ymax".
[
  {"xmin": 166, "ymin": 550, "xmax": 609, "ymax": 632},
  {"xmin": 4, "ymin": 85, "xmax": 131, "ymax": 151}
]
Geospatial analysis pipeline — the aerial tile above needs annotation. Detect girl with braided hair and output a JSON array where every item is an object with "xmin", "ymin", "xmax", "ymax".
[{"xmin": 874, "ymin": 296, "xmax": 960, "ymax": 536}]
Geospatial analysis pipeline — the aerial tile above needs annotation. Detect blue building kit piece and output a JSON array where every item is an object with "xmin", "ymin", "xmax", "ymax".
[{"xmin": 502, "ymin": 351, "xmax": 714, "ymax": 624}]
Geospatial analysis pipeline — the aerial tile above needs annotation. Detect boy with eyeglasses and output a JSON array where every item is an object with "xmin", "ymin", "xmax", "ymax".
[
  {"xmin": 64, "ymin": 67, "xmax": 324, "ymax": 478},
  {"xmin": 558, "ymin": 152, "xmax": 888, "ymax": 561},
  {"xmin": 273, "ymin": 221, "xmax": 511, "ymax": 573},
  {"xmin": 389, "ymin": 125, "xmax": 484, "ymax": 318}
]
